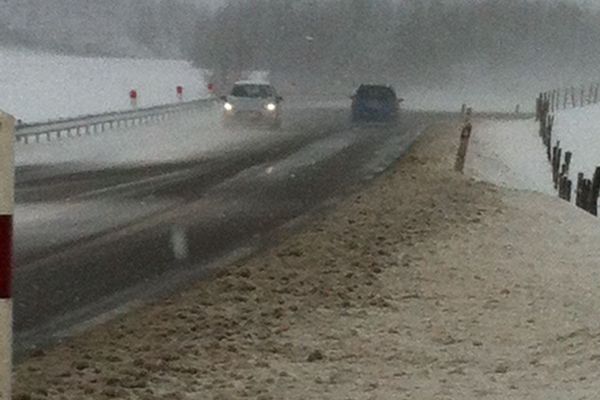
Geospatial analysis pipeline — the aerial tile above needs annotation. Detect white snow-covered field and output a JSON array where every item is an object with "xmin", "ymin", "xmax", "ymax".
[
  {"xmin": 467, "ymin": 118, "xmax": 554, "ymax": 195},
  {"xmin": 0, "ymin": 48, "xmax": 208, "ymax": 123},
  {"xmin": 400, "ymin": 86, "xmax": 526, "ymax": 114},
  {"xmin": 468, "ymin": 103, "xmax": 600, "ymax": 198},
  {"xmin": 552, "ymin": 105, "xmax": 600, "ymax": 180}
]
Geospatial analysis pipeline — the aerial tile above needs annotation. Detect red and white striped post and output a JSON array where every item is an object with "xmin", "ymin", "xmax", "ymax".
[
  {"xmin": 0, "ymin": 111, "xmax": 15, "ymax": 400},
  {"xmin": 129, "ymin": 89, "xmax": 138, "ymax": 109},
  {"xmin": 176, "ymin": 85, "xmax": 184, "ymax": 102}
]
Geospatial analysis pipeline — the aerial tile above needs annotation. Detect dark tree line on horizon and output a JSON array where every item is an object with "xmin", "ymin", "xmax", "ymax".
[
  {"xmin": 190, "ymin": 0, "xmax": 600, "ymax": 90},
  {"xmin": 2, "ymin": 0, "xmax": 600, "ymax": 91}
]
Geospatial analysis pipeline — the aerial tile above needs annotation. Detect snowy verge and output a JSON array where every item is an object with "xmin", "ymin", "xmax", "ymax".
[
  {"xmin": 466, "ymin": 118, "xmax": 554, "ymax": 195},
  {"xmin": 552, "ymin": 104, "xmax": 600, "ymax": 180}
]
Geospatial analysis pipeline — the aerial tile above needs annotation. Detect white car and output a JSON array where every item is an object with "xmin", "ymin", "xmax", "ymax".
[{"xmin": 221, "ymin": 81, "xmax": 283, "ymax": 129}]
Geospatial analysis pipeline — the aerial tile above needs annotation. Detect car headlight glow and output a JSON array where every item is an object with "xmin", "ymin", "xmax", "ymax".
[
  {"xmin": 224, "ymin": 102, "xmax": 233, "ymax": 111},
  {"xmin": 266, "ymin": 103, "xmax": 277, "ymax": 111}
]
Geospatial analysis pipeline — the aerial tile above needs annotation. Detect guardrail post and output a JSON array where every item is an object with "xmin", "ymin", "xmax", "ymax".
[{"xmin": 0, "ymin": 110, "xmax": 15, "ymax": 400}]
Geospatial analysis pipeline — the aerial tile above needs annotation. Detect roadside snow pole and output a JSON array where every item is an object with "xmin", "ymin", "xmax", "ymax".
[
  {"xmin": 176, "ymin": 86, "xmax": 184, "ymax": 102},
  {"xmin": 0, "ymin": 111, "xmax": 15, "ymax": 400},
  {"xmin": 129, "ymin": 89, "xmax": 138, "ymax": 109},
  {"xmin": 207, "ymin": 83, "xmax": 215, "ymax": 98},
  {"xmin": 455, "ymin": 108, "xmax": 473, "ymax": 174}
]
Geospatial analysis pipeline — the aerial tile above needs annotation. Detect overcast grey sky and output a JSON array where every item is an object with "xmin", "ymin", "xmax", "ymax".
[{"xmin": 185, "ymin": 0, "xmax": 600, "ymax": 8}]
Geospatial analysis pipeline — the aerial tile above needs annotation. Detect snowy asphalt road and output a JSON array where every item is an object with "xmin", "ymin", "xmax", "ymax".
[{"xmin": 12, "ymin": 103, "xmax": 450, "ymax": 354}]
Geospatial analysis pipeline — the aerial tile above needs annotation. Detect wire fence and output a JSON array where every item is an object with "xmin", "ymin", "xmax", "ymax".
[
  {"xmin": 537, "ymin": 83, "xmax": 600, "ymax": 115},
  {"xmin": 536, "ymin": 94, "xmax": 600, "ymax": 215}
]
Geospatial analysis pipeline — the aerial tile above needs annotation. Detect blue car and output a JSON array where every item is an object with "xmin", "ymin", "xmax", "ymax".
[{"xmin": 351, "ymin": 84, "xmax": 402, "ymax": 122}]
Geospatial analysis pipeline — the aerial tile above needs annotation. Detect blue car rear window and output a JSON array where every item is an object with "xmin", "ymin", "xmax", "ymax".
[{"xmin": 357, "ymin": 86, "xmax": 396, "ymax": 100}]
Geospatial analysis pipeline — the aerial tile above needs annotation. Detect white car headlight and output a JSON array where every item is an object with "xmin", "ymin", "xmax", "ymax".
[
  {"xmin": 224, "ymin": 102, "xmax": 233, "ymax": 111},
  {"xmin": 266, "ymin": 103, "xmax": 277, "ymax": 111}
]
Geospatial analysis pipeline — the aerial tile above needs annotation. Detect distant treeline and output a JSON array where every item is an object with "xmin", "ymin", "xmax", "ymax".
[
  {"xmin": 3, "ymin": 0, "xmax": 600, "ymax": 88},
  {"xmin": 0, "ymin": 0, "xmax": 206, "ymax": 58},
  {"xmin": 190, "ymin": 0, "xmax": 600, "ymax": 89}
]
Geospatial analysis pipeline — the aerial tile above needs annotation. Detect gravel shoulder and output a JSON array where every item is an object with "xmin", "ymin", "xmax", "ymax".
[{"xmin": 14, "ymin": 119, "xmax": 600, "ymax": 399}]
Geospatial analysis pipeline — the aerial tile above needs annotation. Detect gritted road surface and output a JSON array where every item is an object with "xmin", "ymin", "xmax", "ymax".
[{"xmin": 13, "ymin": 100, "xmax": 451, "ymax": 355}]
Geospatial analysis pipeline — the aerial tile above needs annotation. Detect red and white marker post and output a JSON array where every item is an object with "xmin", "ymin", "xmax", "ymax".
[
  {"xmin": 129, "ymin": 89, "xmax": 138, "ymax": 109},
  {"xmin": 0, "ymin": 111, "xmax": 15, "ymax": 400},
  {"xmin": 176, "ymin": 85, "xmax": 184, "ymax": 102}
]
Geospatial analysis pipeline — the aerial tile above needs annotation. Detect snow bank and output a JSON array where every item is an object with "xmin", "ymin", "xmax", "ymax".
[
  {"xmin": 0, "ymin": 48, "xmax": 208, "ymax": 123},
  {"xmin": 468, "ymin": 102, "xmax": 600, "ymax": 198},
  {"xmin": 552, "ymin": 104, "xmax": 600, "ymax": 180},
  {"xmin": 467, "ymin": 119, "xmax": 554, "ymax": 195}
]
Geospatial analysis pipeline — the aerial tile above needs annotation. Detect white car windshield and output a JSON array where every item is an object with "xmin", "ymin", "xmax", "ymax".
[{"xmin": 231, "ymin": 84, "xmax": 274, "ymax": 98}]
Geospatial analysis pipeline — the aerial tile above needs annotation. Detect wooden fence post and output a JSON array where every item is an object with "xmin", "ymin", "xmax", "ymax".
[
  {"xmin": 559, "ymin": 175, "xmax": 565, "ymax": 199},
  {"xmin": 559, "ymin": 176, "xmax": 571, "ymax": 201},
  {"xmin": 571, "ymin": 86, "xmax": 576, "ymax": 108},
  {"xmin": 581, "ymin": 86, "xmax": 586, "ymax": 107},
  {"xmin": 554, "ymin": 147, "xmax": 562, "ymax": 189},
  {"xmin": 546, "ymin": 128, "xmax": 552, "ymax": 161},
  {"xmin": 588, "ymin": 167, "xmax": 600, "ymax": 216},
  {"xmin": 564, "ymin": 151, "xmax": 572, "ymax": 177},
  {"xmin": 594, "ymin": 84, "xmax": 600, "ymax": 104},
  {"xmin": 576, "ymin": 173, "xmax": 584, "ymax": 208},
  {"xmin": 539, "ymin": 111, "xmax": 545, "ymax": 137},
  {"xmin": 546, "ymin": 114, "xmax": 554, "ymax": 147},
  {"xmin": 552, "ymin": 142, "xmax": 560, "ymax": 188},
  {"xmin": 584, "ymin": 179, "xmax": 592, "ymax": 212}
]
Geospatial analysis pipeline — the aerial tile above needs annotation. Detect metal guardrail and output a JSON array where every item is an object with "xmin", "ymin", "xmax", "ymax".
[{"xmin": 15, "ymin": 98, "xmax": 216, "ymax": 144}]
